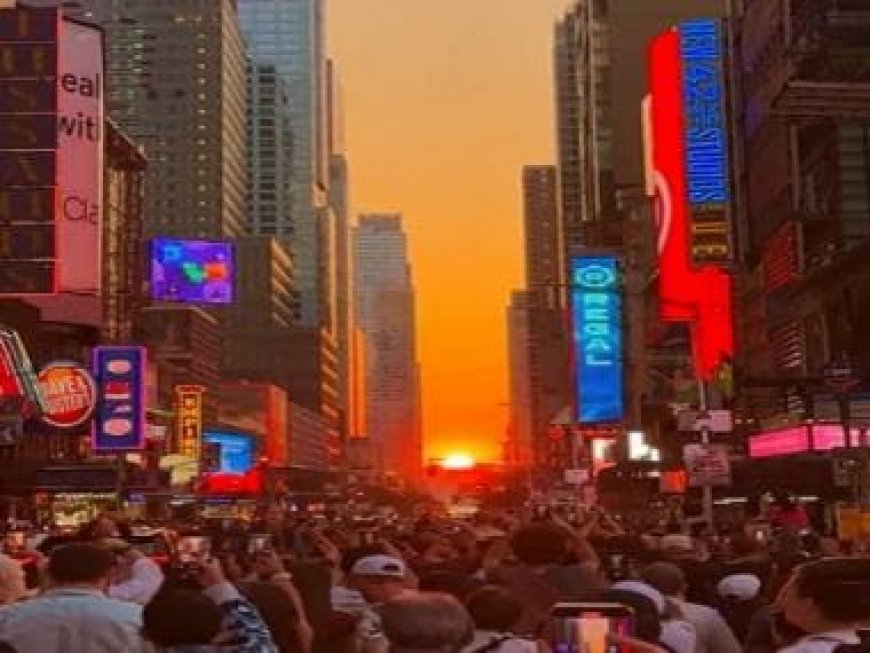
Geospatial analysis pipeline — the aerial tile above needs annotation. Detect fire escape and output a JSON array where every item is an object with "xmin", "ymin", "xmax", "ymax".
[{"xmin": 771, "ymin": 0, "xmax": 870, "ymax": 120}]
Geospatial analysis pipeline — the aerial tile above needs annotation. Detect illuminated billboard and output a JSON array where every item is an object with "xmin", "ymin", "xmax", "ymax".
[
  {"xmin": 175, "ymin": 385, "xmax": 205, "ymax": 459},
  {"xmin": 56, "ymin": 19, "xmax": 104, "ymax": 294},
  {"xmin": 151, "ymin": 238, "xmax": 235, "ymax": 304},
  {"xmin": 92, "ymin": 346, "xmax": 147, "ymax": 452},
  {"xmin": 647, "ymin": 23, "xmax": 734, "ymax": 380},
  {"xmin": 203, "ymin": 431, "xmax": 255, "ymax": 475},
  {"xmin": 571, "ymin": 256, "xmax": 624, "ymax": 423},
  {"xmin": 679, "ymin": 19, "xmax": 731, "ymax": 266}
]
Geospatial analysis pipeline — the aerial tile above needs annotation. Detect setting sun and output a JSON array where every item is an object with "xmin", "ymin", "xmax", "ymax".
[{"xmin": 441, "ymin": 453, "xmax": 477, "ymax": 470}]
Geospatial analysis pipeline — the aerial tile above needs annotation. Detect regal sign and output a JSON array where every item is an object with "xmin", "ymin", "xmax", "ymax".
[{"xmin": 571, "ymin": 256, "xmax": 624, "ymax": 424}]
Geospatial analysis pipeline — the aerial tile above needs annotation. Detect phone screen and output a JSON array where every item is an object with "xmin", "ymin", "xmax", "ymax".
[
  {"xmin": 177, "ymin": 535, "xmax": 211, "ymax": 563},
  {"xmin": 551, "ymin": 604, "xmax": 634, "ymax": 653}
]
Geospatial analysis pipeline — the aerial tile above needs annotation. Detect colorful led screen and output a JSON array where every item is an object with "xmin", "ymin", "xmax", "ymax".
[
  {"xmin": 571, "ymin": 256, "xmax": 624, "ymax": 424},
  {"xmin": 150, "ymin": 238, "xmax": 234, "ymax": 304},
  {"xmin": 203, "ymin": 431, "xmax": 255, "ymax": 475}
]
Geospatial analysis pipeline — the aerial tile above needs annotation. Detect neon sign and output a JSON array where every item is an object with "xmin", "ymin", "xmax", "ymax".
[
  {"xmin": 680, "ymin": 18, "xmax": 731, "ymax": 265},
  {"xmin": 571, "ymin": 256, "xmax": 624, "ymax": 423},
  {"xmin": 647, "ymin": 26, "xmax": 734, "ymax": 380}
]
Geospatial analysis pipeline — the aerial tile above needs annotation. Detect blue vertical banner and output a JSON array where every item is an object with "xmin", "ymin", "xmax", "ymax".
[
  {"xmin": 679, "ymin": 18, "xmax": 732, "ymax": 266},
  {"xmin": 571, "ymin": 256, "xmax": 624, "ymax": 423},
  {"xmin": 92, "ymin": 346, "xmax": 147, "ymax": 452}
]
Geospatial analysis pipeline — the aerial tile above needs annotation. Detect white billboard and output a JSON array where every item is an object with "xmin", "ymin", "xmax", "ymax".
[{"xmin": 56, "ymin": 19, "xmax": 103, "ymax": 294}]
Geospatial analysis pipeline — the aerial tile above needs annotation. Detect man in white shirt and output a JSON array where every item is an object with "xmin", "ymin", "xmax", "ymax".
[{"xmin": 0, "ymin": 542, "xmax": 148, "ymax": 653}]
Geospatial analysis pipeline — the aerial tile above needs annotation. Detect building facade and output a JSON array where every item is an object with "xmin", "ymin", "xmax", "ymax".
[
  {"xmin": 730, "ymin": 0, "xmax": 870, "ymax": 428},
  {"xmin": 246, "ymin": 59, "xmax": 294, "ymax": 239},
  {"xmin": 555, "ymin": 0, "xmax": 725, "ymax": 254},
  {"xmin": 506, "ymin": 291, "xmax": 534, "ymax": 466},
  {"xmin": 63, "ymin": 0, "xmax": 248, "ymax": 240},
  {"xmin": 102, "ymin": 120, "xmax": 147, "ymax": 345},
  {"xmin": 519, "ymin": 166, "xmax": 573, "ymax": 466},
  {"xmin": 353, "ymin": 215, "xmax": 422, "ymax": 481},
  {"xmin": 237, "ymin": 0, "xmax": 329, "ymax": 327}
]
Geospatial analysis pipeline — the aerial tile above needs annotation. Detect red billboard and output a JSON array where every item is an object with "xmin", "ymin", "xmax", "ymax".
[{"xmin": 647, "ymin": 26, "xmax": 734, "ymax": 380}]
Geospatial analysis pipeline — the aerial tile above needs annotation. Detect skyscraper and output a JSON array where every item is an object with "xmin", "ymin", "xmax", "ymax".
[
  {"xmin": 237, "ymin": 0, "xmax": 328, "ymax": 327},
  {"xmin": 506, "ymin": 290, "xmax": 533, "ymax": 466},
  {"xmin": 520, "ymin": 166, "xmax": 572, "ymax": 465},
  {"xmin": 58, "ymin": 0, "xmax": 248, "ymax": 240},
  {"xmin": 327, "ymin": 59, "xmax": 354, "ymax": 452},
  {"xmin": 246, "ymin": 60, "xmax": 294, "ymax": 239},
  {"xmin": 353, "ymin": 215, "xmax": 422, "ymax": 481}
]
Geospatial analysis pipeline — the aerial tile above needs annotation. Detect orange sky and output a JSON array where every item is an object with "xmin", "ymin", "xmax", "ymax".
[{"xmin": 329, "ymin": 0, "xmax": 569, "ymax": 463}]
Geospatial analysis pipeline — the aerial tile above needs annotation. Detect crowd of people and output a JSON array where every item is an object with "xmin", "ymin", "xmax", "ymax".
[{"xmin": 0, "ymin": 500, "xmax": 868, "ymax": 653}]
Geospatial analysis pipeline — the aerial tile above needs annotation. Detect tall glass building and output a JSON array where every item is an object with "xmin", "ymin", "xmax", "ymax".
[
  {"xmin": 237, "ymin": 0, "xmax": 328, "ymax": 327},
  {"xmin": 52, "ymin": 0, "xmax": 249, "ymax": 240}
]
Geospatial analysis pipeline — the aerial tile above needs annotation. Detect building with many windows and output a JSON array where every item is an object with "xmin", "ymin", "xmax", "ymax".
[
  {"xmin": 58, "ymin": 0, "xmax": 248, "ymax": 240},
  {"xmin": 237, "ymin": 0, "xmax": 329, "ymax": 327},
  {"xmin": 247, "ymin": 60, "xmax": 293, "ymax": 239},
  {"xmin": 353, "ymin": 215, "xmax": 422, "ymax": 481},
  {"xmin": 518, "ymin": 166, "xmax": 572, "ymax": 467}
]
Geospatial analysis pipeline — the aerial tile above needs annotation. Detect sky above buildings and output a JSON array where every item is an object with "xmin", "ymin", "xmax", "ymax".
[{"xmin": 330, "ymin": 0, "xmax": 569, "ymax": 462}]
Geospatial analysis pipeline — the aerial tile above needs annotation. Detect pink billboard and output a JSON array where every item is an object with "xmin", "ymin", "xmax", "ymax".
[
  {"xmin": 749, "ymin": 424, "xmax": 860, "ymax": 458},
  {"xmin": 56, "ymin": 19, "xmax": 103, "ymax": 294}
]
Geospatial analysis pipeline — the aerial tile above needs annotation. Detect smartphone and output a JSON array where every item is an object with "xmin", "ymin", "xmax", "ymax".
[
  {"xmin": 550, "ymin": 603, "xmax": 634, "ymax": 653},
  {"xmin": 4, "ymin": 532, "xmax": 25, "ymax": 555},
  {"xmin": 248, "ymin": 534, "xmax": 272, "ymax": 554},
  {"xmin": 177, "ymin": 535, "xmax": 211, "ymax": 564}
]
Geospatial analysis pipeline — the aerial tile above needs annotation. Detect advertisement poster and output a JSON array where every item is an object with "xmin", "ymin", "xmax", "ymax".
[
  {"xmin": 37, "ymin": 361, "xmax": 96, "ymax": 429},
  {"xmin": 56, "ymin": 19, "xmax": 103, "ymax": 293},
  {"xmin": 151, "ymin": 239, "xmax": 235, "ymax": 304},
  {"xmin": 92, "ymin": 346, "xmax": 146, "ymax": 452},
  {"xmin": 571, "ymin": 256, "xmax": 624, "ymax": 423},
  {"xmin": 175, "ymin": 385, "xmax": 205, "ymax": 460}
]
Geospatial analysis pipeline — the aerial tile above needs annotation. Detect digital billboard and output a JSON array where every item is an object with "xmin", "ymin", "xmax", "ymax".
[
  {"xmin": 151, "ymin": 238, "xmax": 235, "ymax": 305},
  {"xmin": 647, "ymin": 23, "xmax": 735, "ymax": 380},
  {"xmin": 679, "ymin": 19, "xmax": 731, "ymax": 266},
  {"xmin": 203, "ymin": 431, "xmax": 255, "ymax": 475},
  {"xmin": 92, "ymin": 346, "xmax": 146, "ymax": 452},
  {"xmin": 571, "ymin": 256, "xmax": 624, "ymax": 424}
]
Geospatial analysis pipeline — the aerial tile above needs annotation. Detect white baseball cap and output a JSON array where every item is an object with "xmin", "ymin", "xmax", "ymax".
[
  {"xmin": 350, "ymin": 555, "xmax": 406, "ymax": 578},
  {"xmin": 717, "ymin": 574, "xmax": 762, "ymax": 601}
]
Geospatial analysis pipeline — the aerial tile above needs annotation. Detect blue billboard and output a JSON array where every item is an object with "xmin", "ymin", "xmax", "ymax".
[
  {"xmin": 679, "ymin": 18, "xmax": 732, "ymax": 266},
  {"xmin": 571, "ymin": 256, "xmax": 624, "ymax": 423},
  {"xmin": 203, "ymin": 430, "xmax": 255, "ymax": 475},
  {"xmin": 92, "ymin": 346, "xmax": 147, "ymax": 452}
]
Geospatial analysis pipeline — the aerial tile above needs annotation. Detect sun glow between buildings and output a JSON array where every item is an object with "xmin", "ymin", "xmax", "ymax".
[{"xmin": 441, "ymin": 453, "xmax": 476, "ymax": 470}]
